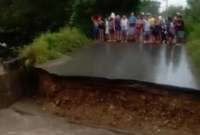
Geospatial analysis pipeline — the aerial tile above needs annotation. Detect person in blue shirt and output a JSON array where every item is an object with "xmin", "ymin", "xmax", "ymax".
[{"xmin": 128, "ymin": 12, "xmax": 137, "ymax": 41}]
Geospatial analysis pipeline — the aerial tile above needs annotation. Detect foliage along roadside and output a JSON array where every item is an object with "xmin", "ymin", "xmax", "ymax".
[
  {"xmin": 19, "ymin": 27, "xmax": 90, "ymax": 66},
  {"xmin": 0, "ymin": 0, "xmax": 140, "ymax": 46},
  {"xmin": 186, "ymin": 20, "xmax": 200, "ymax": 77},
  {"xmin": 186, "ymin": 39, "xmax": 200, "ymax": 77},
  {"xmin": 185, "ymin": 0, "xmax": 200, "ymax": 78}
]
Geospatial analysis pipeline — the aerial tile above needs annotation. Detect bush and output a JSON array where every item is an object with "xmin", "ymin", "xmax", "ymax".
[
  {"xmin": 183, "ymin": 1, "xmax": 200, "ymax": 78},
  {"xmin": 185, "ymin": 15, "xmax": 200, "ymax": 77},
  {"xmin": 187, "ymin": 40, "xmax": 200, "ymax": 77},
  {"xmin": 19, "ymin": 27, "xmax": 90, "ymax": 66},
  {"xmin": 188, "ymin": 26, "xmax": 200, "ymax": 40}
]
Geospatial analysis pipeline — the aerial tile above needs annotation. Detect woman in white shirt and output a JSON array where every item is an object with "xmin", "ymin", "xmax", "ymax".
[
  {"xmin": 121, "ymin": 15, "xmax": 129, "ymax": 43},
  {"xmin": 105, "ymin": 18, "xmax": 111, "ymax": 41}
]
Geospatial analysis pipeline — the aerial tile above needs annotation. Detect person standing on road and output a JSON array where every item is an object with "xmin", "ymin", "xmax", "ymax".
[
  {"xmin": 98, "ymin": 17, "xmax": 105, "ymax": 41},
  {"xmin": 128, "ymin": 12, "xmax": 137, "ymax": 41},
  {"xmin": 121, "ymin": 15, "xmax": 129, "ymax": 43},
  {"xmin": 161, "ymin": 18, "xmax": 167, "ymax": 44},
  {"xmin": 115, "ymin": 15, "xmax": 122, "ymax": 42},
  {"xmin": 109, "ymin": 15, "xmax": 116, "ymax": 42},
  {"xmin": 153, "ymin": 17, "xmax": 162, "ymax": 44},
  {"xmin": 143, "ymin": 16, "xmax": 151, "ymax": 44},
  {"xmin": 148, "ymin": 15, "xmax": 156, "ymax": 44},
  {"xmin": 105, "ymin": 17, "xmax": 111, "ymax": 41},
  {"xmin": 174, "ymin": 14, "xmax": 185, "ymax": 43},
  {"xmin": 135, "ymin": 16, "xmax": 144, "ymax": 43},
  {"xmin": 166, "ymin": 17, "xmax": 175, "ymax": 45},
  {"xmin": 91, "ymin": 16, "xmax": 99, "ymax": 40}
]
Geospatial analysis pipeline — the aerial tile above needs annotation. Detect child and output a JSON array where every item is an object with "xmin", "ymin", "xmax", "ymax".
[{"xmin": 121, "ymin": 15, "xmax": 129, "ymax": 43}]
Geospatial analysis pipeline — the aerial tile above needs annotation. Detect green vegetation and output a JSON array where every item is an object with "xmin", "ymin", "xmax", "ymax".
[
  {"xmin": 185, "ymin": 0, "xmax": 200, "ymax": 76},
  {"xmin": 186, "ymin": 25, "xmax": 200, "ymax": 76},
  {"xmin": 161, "ymin": 6, "xmax": 184, "ymax": 17},
  {"xmin": 1, "ymin": 0, "xmax": 161, "ymax": 65},
  {"xmin": 19, "ymin": 27, "xmax": 90, "ymax": 65},
  {"xmin": 0, "ymin": 0, "xmax": 140, "ymax": 46},
  {"xmin": 139, "ymin": 0, "xmax": 160, "ymax": 15},
  {"xmin": 187, "ymin": 41, "xmax": 200, "ymax": 74}
]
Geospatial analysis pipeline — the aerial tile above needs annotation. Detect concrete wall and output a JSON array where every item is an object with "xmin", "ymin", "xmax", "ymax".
[{"xmin": 0, "ymin": 68, "xmax": 28, "ymax": 108}]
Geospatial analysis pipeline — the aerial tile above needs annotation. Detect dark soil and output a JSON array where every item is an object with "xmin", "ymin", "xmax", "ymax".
[{"xmin": 38, "ymin": 73, "xmax": 200, "ymax": 135}]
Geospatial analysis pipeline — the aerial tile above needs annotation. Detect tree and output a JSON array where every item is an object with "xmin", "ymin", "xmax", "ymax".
[
  {"xmin": 139, "ymin": 0, "xmax": 160, "ymax": 15},
  {"xmin": 0, "ymin": 0, "xmax": 69, "ymax": 46},
  {"xmin": 161, "ymin": 5, "xmax": 184, "ymax": 17},
  {"xmin": 186, "ymin": 0, "xmax": 200, "ymax": 22},
  {"xmin": 69, "ymin": 0, "xmax": 140, "ymax": 35},
  {"xmin": 0, "ymin": 0, "xmax": 141, "ymax": 46}
]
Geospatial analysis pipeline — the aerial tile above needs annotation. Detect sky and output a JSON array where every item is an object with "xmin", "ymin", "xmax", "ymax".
[{"xmin": 157, "ymin": 0, "xmax": 188, "ymax": 11}]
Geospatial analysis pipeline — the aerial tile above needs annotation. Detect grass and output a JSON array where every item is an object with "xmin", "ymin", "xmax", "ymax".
[
  {"xmin": 187, "ymin": 40, "xmax": 200, "ymax": 76},
  {"xmin": 186, "ymin": 22, "xmax": 200, "ymax": 77},
  {"xmin": 19, "ymin": 27, "xmax": 90, "ymax": 66}
]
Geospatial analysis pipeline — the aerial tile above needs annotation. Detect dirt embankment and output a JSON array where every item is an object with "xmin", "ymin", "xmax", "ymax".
[{"xmin": 38, "ymin": 71, "xmax": 200, "ymax": 135}]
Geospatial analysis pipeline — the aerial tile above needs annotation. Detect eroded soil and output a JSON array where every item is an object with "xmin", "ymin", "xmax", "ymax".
[{"xmin": 39, "ymin": 73, "xmax": 200, "ymax": 135}]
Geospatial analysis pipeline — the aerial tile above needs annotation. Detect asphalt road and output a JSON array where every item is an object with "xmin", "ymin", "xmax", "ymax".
[{"xmin": 41, "ymin": 42, "xmax": 200, "ymax": 90}]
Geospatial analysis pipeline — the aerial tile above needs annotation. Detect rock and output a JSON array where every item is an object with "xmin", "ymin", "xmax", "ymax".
[
  {"xmin": 109, "ymin": 104, "xmax": 115, "ymax": 110},
  {"xmin": 55, "ymin": 100, "xmax": 61, "ymax": 106},
  {"xmin": 141, "ymin": 95, "xmax": 146, "ymax": 100},
  {"xmin": 163, "ymin": 120, "xmax": 169, "ymax": 125},
  {"xmin": 127, "ymin": 115, "xmax": 133, "ymax": 121}
]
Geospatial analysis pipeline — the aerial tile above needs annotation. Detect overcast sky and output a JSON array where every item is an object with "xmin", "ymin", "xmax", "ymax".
[{"xmin": 157, "ymin": 0, "xmax": 187, "ymax": 11}]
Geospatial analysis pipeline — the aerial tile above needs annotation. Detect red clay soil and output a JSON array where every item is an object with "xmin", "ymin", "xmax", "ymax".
[{"xmin": 38, "ymin": 72, "xmax": 200, "ymax": 135}]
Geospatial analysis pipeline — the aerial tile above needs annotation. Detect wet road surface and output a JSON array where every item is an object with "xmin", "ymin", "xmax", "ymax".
[{"xmin": 41, "ymin": 42, "xmax": 200, "ymax": 90}]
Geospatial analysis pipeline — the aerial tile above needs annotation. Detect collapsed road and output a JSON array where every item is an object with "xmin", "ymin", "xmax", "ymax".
[
  {"xmin": 1, "ymin": 42, "xmax": 200, "ymax": 135},
  {"xmin": 39, "ymin": 42, "xmax": 200, "ymax": 90},
  {"xmin": 36, "ymin": 70, "xmax": 200, "ymax": 135},
  {"xmin": 35, "ymin": 42, "xmax": 200, "ymax": 135}
]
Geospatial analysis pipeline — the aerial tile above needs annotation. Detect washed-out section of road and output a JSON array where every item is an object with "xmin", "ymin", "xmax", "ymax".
[
  {"xmin": 37, "ymin": 72, "xmax": 200, "ymax": 135},
  {"xmin": 40, "ymin": 42, "xmax": 200, "ymax": 90},
  {"xmin": 0, "ymin": 99, "xmax": 128, "ymax": 135}
]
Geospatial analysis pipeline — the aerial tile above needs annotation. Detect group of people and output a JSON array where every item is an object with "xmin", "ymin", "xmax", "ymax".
[{"xmin": 91, "ymin": 12, "xmax": 185, "ymax": 44}]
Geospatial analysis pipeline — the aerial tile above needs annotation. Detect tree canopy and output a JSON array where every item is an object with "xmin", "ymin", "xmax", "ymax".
[
  {"xmin": 186, "ymin": 0, "xmax": 200, "ymax": 22},
  {"xmin": 138, "ymin": 0, "xmax": 160, "ymax": 15},
  {"xmin": 161, "ymin": 5, "xmax": 184, "ymax": 17},
  {"xmin": 0, "ymin": 0, "xmax": 141, "ymax": 46}
]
